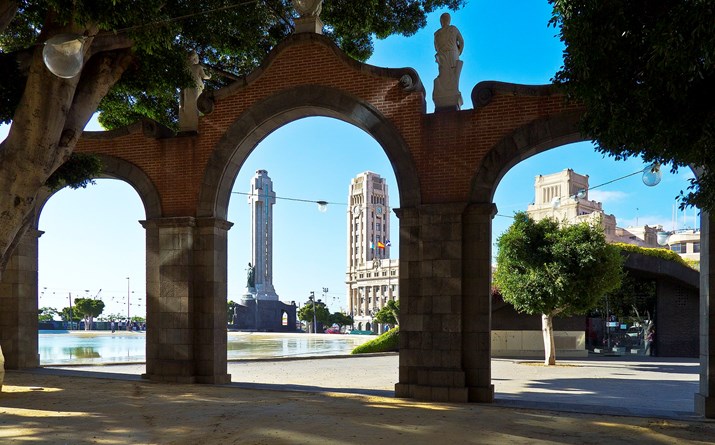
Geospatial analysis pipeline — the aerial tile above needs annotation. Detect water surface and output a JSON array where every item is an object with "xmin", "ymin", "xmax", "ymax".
[{"xmin": 39, "ymin": 331, "xmax": 373, "ymax": 365}]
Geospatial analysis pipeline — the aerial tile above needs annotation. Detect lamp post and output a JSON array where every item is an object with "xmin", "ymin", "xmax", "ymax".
[
  {"xmin": 126, "ymin": 277, "xmax": 130, "ymax": 330},
  {"xmin": 309, "ymin": 291, "xmax": 317, "ymax": 334}
]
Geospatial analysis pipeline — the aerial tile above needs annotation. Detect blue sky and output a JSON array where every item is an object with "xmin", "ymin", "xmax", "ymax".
[{"xmin": 0, "ymin": 1, "xmax": 698, "ymax": 317}]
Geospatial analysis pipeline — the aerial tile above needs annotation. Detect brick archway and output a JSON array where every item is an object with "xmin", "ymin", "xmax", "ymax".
[
  {"xmin": 0, "ymin": 154, "xmax": 160, "ymax": 369},
  {"xmin": 197, "ymin": 84, "xmax": 421, "ymax": 220},
  {"xmin": 1, "ymin": 29, "xmax": 712, "ymax": 417},
  {"xmin": 468, "ymin": 105, "xmax": 715, "ymax": 417}
]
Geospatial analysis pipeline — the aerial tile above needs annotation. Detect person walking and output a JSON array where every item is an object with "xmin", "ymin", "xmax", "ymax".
[{"xmin": 644, "ymin": 328, "xmax": 655, "ymax": 356}]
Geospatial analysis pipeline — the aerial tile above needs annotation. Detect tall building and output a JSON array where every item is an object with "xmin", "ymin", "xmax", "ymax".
[
  {"xmin": 525, "ymin": 169, "xmax": 700, "ymax": 260},
  {"xmin": 346, "ymin": 172, "xmax": 399, "ymax": 333},
  {"xmin": 247, "ymin": 169, "xmax": 279, "ymax": 300}
]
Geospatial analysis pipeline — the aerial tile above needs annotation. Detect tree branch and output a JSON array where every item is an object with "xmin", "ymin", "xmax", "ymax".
[
  {"xmin": 88, "ymin": 33, "xmax": 135, "ymax": 58},
  {"xmin": 0, "ymin": 0, "xmax": 18, "ymax": 34},
  {"xmin": 60, "ymin": 49, "xmax": 134, "ymax": 153}
]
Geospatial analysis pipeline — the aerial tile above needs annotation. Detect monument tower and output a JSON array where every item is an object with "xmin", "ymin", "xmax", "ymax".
[{"xmin": 248, "ymin": 169, "xmax": 279, "ymax": 300}]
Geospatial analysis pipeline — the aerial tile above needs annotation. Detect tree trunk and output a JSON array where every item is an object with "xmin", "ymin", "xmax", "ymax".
[
  {"xmin": 542, "ymin": 313, "xmax": 556, "ymax": 365},
  {"xmin": 0, "ymin": 24, "xmax": 132, "ymax": 272}
]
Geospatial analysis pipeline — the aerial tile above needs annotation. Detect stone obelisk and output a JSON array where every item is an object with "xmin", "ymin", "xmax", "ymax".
[{"xmin": 247, "ymin": 170, "xmax": 279, "ymax": 301}]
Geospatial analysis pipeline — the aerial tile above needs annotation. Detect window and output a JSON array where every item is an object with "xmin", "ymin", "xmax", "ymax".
[
  {"xmin": 670, "ymin": 243, "xmax": 684, "ymax": 253},
  {"xmin": 376, "ymin": 223, "xmax": 381, "ymax": 231},
  {"xmin": 693, "ymin": 242, "xmax": 701, "ymax": 253}
]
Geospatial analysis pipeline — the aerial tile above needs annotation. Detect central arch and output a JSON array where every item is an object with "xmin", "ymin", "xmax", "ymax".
[{"xmin": 197, "ymin": 84, "xmax": 421, "ymax": 220}]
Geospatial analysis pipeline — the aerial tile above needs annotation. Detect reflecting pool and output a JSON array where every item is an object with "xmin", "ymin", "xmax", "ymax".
[{"xmin": 38, "ymin": 331, "xmax": 374, "ymax": 365}]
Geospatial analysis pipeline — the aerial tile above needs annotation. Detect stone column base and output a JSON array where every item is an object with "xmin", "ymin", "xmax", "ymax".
[
  {"xmin": 695, "ymin": 393, "xmax": 715, "ymax": 418},
  {"xmin": 469, "ymin": 385, "xmax": 495, "ymax": 403},
  {"xmin": 142, "ymin": 371, "xmax": 231, "ymax": 385},
  {"xmin": 395, "ymin": 383, "xmax": 468, "ymax": 403}
]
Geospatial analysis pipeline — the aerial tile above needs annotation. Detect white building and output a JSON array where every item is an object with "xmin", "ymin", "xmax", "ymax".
[
  {"xmin": 525, "ymin": 169, "xmax": 699, "ymax": 262},
  {"xmin": 345, "ymin": 172, "xmax": 399, "ymax": 333}
]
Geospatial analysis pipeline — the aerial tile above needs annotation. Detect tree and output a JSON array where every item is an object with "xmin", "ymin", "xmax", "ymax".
[
  {"xmin": 59, "ymin": 305, "xmax": 81, "ymax": 327},
  {"xmin": 38, "ymin": 306, "xmax": 58, "ymax": 322},
  {"xmin": 494, "ymin": 212, "xmax": 623, "ymax": 365},
  {"xmin": 373, "ymin": 299, "xmax": 399, "ymax": 327},
  {"xmin": 549, "ymin": 1, "xmax": 715, "ymax": 210},
  {"xmin": 0, "ymin": 1, "xmax": 465, "ymax": 275},
  {"xmin": 328, "ymin": 312, "xmax": 353, "ymax": 329},
  {"xmin": 297, "ymin": 298, "xmax": 329, "ymax": 332},
  {"xmin": 73, "ymin": 297, "xmax": 105, "ymax": 330}
]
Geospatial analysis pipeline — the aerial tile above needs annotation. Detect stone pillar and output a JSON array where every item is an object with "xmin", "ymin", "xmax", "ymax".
[
  {"xmin": 462, "ymin": 203, "xmax": 495, "ymax": 402},
  {"xmin": 696, "ymin": 211, "xmax": 715, "ymax": 417},
  {"xmin": 394, "ymin": 204, "xmax": 468, "ymax": 403},
  {"xmin": 0, "ymin": 228, "xmax": 42, "ymax": 369},
  {"xmin": 194, "ymin": 217, "xmax": 233, "ymax": 384},
  {"xmin": 142, "ymin": 217, "xmax": 195, "ymax": 383}
]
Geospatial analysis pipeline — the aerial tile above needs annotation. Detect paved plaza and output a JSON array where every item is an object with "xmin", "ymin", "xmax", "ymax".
[
  {"xmin": 2, "ymin": 354, "xmax": 713, "ymax": 444},
  {"xmin": 42, "ymin": 353, "xmax": 700, "ymax": 419}
]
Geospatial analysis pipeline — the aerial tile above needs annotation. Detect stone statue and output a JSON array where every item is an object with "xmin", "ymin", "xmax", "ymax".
[
  {"xmin": 293, "ymin": 0, "xmax": 322, "ymax": 17},
  {"xmin": 179, "ymin": 51, "xmax": 211, "ymax": 131},
  {"xmin": 246, "ymin": 262, "xmax": 256, "ymax": 289},
  {"xmin": 292, "ymin": 0, "xmax": 323, "ymax": 34},
  {"xmin": 433, "ymin": 13, "xmax": 464, "ymax": 110}
]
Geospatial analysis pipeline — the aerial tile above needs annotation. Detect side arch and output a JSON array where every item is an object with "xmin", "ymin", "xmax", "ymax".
[
  {"xmin": 197, "ymin": 84, "xmax": 421, "ymax": 219},
  {"xmin": 34, "ymin": 154, "xmax": 162, "ymax": 225},
  {"xmin": 469, "ymin": 111, "xmax": 584, "ymax": 203}
]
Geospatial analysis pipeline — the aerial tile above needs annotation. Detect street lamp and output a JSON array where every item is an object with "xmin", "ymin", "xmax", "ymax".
[
  {"xmin": 126, "ymin": 277, "xmax": 130, "ymax": 330},
  {"xmin": 309, "ymin": 291, "xmax": 317, "ymax": 334}
]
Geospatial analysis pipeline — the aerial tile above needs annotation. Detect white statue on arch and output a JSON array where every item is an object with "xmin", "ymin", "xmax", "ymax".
[
  {"xmin": 293, "ymin": 0, "xmax": 322, "ymax": 17},
  {"xmin": 433, "ymin": 13, "xmax": 464, "ymax": 111},
  {"xmin": 179, "ymin": 50, "xmax": 211, "ymax": 132}
]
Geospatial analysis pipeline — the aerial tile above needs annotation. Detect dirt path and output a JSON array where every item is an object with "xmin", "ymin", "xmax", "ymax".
[{"xmin": 2, "ymin": 371, "xmax": 714, "ymax": 444}]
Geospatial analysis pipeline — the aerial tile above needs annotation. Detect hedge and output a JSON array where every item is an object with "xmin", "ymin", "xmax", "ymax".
[{"xmin": 351, "ymin": 327, "xmax": 399, "ymax": 354}]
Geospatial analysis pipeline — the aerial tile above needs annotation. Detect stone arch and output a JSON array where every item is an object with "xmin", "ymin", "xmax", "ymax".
[
  {"xmin": 197, "ymin": 84, "xmax": 421, "ymax": 220},
  {"xmin": 469, "ymin": 111, "xmax": 584, "ymax": 203},
  {"xmin": 34, "ymin": 154, "xmax": 162, "ymax": 225}
]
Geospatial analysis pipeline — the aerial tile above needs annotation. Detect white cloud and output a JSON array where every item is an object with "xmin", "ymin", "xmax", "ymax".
[{"xmin": 588, "ymin": 190, "xmax": 628, "ymax": 204}]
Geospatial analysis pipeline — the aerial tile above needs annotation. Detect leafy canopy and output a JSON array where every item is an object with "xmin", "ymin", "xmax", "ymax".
[
  {"xmin": 549, "ymin": 1, "xmax": 715, "ymax": 211},
  {"xmin": 298, "ymin": 298, "xmax": 330, "ymax": 325},
  {"xmin": 1, "ymin": 0, "xmax": 465, "ymax": 130},
  {"xmin": 373, "ymin": 299, "xmax": 399, "ymax": 326},
  {"xmin": 73, "ymin": 297, "xmax": 105, "ymax": 319},
  {"xmin": 494, "ymin": 212, "xmax": 623, "ymax": 317}
]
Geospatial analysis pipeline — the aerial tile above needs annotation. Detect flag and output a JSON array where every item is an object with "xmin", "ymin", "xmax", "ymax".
[
  {"xmin": 385, "ymin": 240, "xmax": 391, "ymax": 247},
  {"xmin": 370, "ymin": 241, "xmax": 374, "ymax": 249},
  {"xmin": 377, "ymin": 241, "xmax": 385, "ymax": 249}
]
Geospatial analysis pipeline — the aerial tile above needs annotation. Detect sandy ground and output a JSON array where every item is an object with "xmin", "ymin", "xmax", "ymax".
[{"xmin": 2, "ymin": 370, "xmax": 715, "ymax": 445}]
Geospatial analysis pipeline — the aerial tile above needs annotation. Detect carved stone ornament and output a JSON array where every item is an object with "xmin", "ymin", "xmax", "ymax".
[{"xmin": 293, "ymin": 0, "xmax": 322, "ymax": 17}]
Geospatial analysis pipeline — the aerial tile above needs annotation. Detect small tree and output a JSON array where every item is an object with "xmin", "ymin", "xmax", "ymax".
[
  {"xmin": 38, "ymin": 307, "xmax": 58, "ymax": 322},
  {"xmin": 297, "ymin": 299, "xmax": 330, "ymax": 332},
  {"xmin": 374, "ymin": 300, "xmax": 400, "ymax": 327},
  {"xmin": 59, "ymin": 306, "xmax": 82, "ymax": 328},
  {"xmin": 494, "ymin": 212, "xmax": 623, "ymax": 365},
  {"xmin": 73, "ymin": 298, "xmax": 105, "ymax": 331},
  {"xmin": 328, "ymin": 312, "xmax": 354, "ymax": 330}
]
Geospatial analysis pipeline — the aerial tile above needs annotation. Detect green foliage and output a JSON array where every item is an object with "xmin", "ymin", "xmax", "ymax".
[
  {"xmin": 328, "ymin": 312, "xmax": 353, "ymax": 328},
  {"xmin": 373, "ymin": 299, "xmax": 399, "ymax": 326},
  {"xmin": 612, "ymin": 242, "xmax": 690, "ymax": 268},
  {"xmin": 351, "ymin": 327, "xmax": 399, "ymax": 354},
  {"xmin": 59, "ymin": 306, "xmax": 81, "ymax": 323},
  {"xmin": 73, "ymin": 297, "xmax": 105, "ymax": 319},
  {"xmin": 494, "ymin": 212, "xmax": 623, "ymax": 317},
  {"xmin": 1, "ymin": 1, "xmax": 466, "ymax": 129},
  {"xmin": 297, "ymin": 298, "xmax": 330, "ymax": 325},
  {"xmin": 38, "ymin": 307, "xmax": 58, "ymax": 322},
  {"xmin": 44, "ymin": 153, "xmax": 103, "ymax": 191},
  {"xmin": 549, "ymin": 1, "xmax": 715, "ymax": 211}
]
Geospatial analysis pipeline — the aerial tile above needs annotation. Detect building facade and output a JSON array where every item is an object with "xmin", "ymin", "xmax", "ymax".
[
  {"xmin": 526, "ymin": 169, "xmax": 677, "ymax": 249},
  {"xmin": 345, "ymin": 172, "xmax": 399, "ymax": 333}
]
